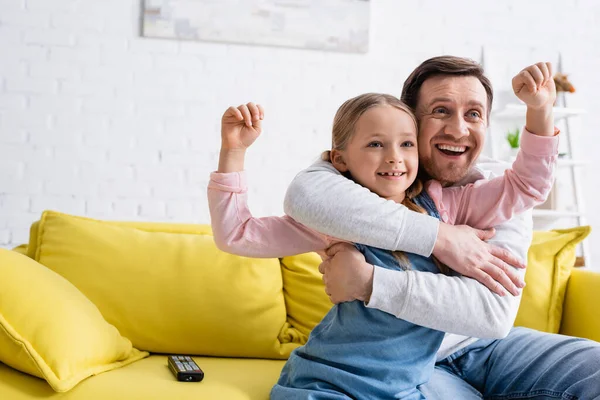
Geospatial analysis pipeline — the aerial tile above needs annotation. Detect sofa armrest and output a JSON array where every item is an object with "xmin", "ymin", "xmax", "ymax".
[{"xmin": 559, "ymin": 268, "xmax": 600, "ymax": 342}]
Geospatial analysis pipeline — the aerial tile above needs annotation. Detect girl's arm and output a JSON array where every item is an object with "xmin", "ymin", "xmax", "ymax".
[
  {"xmin": 209, "ymin": 171, "xmax": 329, "ymax": 258},
  {"xmin": 210, "ymin": 103, "xmax": 329, "ymax": 258}
]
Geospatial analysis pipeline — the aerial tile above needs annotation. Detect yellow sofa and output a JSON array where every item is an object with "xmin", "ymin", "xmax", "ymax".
[{"xmin": 0, "ymin": 211, "xmax": 597, "ymax": 399}]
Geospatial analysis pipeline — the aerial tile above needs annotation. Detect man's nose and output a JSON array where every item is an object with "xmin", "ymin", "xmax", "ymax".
[{"xmin": 444, "ymin": 114, "xmax": 470, "ymax": 139}]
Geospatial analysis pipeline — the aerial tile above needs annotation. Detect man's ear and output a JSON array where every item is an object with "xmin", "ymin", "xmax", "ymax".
[{"xmin": 330, "ymin": 149, "xmax": 349, "ymax": 172}]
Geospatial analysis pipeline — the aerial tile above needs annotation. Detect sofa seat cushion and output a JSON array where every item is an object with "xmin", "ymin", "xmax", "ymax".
[
  {"xmin": 31, "ymin": 210, "xmax": 298, "ymax": 359},
  {"xmin": 0, "ymin": 355, "xmax": 285, "ymax": 400}
]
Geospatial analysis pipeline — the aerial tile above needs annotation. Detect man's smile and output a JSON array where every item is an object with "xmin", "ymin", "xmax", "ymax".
[{"xmin": 435, "ymin": 143, "xmax": 470, "ymax": 157}]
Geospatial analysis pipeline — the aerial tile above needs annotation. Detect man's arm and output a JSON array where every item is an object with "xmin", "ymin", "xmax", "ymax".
[
  {"xmin": 365, "ymin": 160, "xmax": 532, "ymax": 337},
  {"xmin": 285, "ymin": 159, "xmax": 526, "ymax": 296},
  {"xmin": 301, "ymin": 157, "xmax": 531, "ymax": 336},
  {"xmin": 434, "ymin": 128, "xmax": 558, "ymax": 229},
  {"xmin": 284, "ymin": 160, "xmax": 439, "ymax": 257},
  {"xmin": 367, "ymin": 211, "xmax": 531, "ymax": 338}
]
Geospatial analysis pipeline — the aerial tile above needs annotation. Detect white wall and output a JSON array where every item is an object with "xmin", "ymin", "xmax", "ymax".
[{"xmin": 1, "ymin": 0, "xmax": 599, "ymax": 264}]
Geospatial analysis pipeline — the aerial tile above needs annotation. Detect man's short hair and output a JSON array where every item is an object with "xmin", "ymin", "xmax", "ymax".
[{"xmin": 401, "ymin": 56, "xmax": 494, "ymax": 118}]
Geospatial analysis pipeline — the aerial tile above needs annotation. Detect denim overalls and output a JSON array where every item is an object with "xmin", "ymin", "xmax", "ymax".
[{"xmin": 271, "ymin": 191, "xmax": 444, "ymax": 400}]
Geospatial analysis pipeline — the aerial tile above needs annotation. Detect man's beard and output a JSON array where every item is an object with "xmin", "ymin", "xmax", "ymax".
[{"xmin": 421, "ymin": 158, "xmax": 471, "ymax": 187}]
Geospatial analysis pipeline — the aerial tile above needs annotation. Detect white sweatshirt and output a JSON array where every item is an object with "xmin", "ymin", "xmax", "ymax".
[{"xmin": 284, "ymin": 157, "xmax": 531, "ymax": 361}]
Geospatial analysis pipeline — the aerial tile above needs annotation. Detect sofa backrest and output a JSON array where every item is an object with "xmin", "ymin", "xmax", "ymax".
[
  {"xmin": 26, "ymin": 210, "xmax": 307, "ymax": 359},
  {"xmin": 19, "ymin": 210, "xmax": 591, "ymax": 359}
]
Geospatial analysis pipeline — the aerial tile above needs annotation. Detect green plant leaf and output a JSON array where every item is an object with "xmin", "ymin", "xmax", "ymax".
[{"xmin": 506, "ymin": 128, "xmax": 520, "ymax": 148}]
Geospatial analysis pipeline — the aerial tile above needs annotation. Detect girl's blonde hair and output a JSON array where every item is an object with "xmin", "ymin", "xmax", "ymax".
[{"xmin": 322, "ymin": 92, "xmax": 449, "ymax": 274}]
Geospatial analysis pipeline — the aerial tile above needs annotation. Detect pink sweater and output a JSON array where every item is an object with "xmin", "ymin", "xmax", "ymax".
[{"xmin": 208, "ymin": 128, "xmax": 558, "ymax": 258}]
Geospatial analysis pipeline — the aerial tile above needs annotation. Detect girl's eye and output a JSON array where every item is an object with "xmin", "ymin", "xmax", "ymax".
[
  {"xmin": 367, "ymin": 141, "xmax": 383, "ymax": 148},
  {"xmin": 401, "ymin": 141, "xmax": 415, "ymax": 148}
]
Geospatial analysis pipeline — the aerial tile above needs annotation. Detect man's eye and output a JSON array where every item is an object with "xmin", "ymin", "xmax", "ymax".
[
  {"xmin": 367, "ymin": 142, "xmax": 383, "ymax": 148},
  {"xmin": 433, "ymin": 107, "xmax": 448, "ymax": 115},
  {"xmin": 401, "ymin": 141, "xmax": 415, "ymax": 148},
  {"xmin": 468, "ymin": 110, "xmax": 481, "ymax": 119}
]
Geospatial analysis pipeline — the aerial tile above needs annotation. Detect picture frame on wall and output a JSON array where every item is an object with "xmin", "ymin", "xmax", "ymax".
[{"xmin": 142, "ymin": 0, "xmax": 371, "ymax": 53}]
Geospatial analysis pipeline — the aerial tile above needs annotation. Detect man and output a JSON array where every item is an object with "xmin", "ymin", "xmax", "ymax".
[{"xmin": 284, "ymin": 56, "xmax": 600, "ymax": 398}]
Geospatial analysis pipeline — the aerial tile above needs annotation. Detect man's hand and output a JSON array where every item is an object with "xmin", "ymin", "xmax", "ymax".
[
  {"xmin": 319, "ymin": 243, "xmax": 374, "ymax": 304},
  {"xmin": 512, "ymin": 62, "xmax": 556, "ymax": 137},
  {"xmin": 433, "ymin": 223, "xmax": 526, "ymax": 296},
  {"xmin": 512, "ymin": 62, "xmax": 556, "ymax": 111}
]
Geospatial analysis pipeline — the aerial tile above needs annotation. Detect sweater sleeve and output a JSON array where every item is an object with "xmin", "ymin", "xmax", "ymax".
[
  {"xmin": 437, "ymin": 128, "xmax": 559, "ymax": 228},
  {"xmin": 208, "ymin": 171, "xmax": 330, "ymax": 258},
  {"xmin": 283, "ymin": 160, "xmax": 439, "ymax": 257},
  {"xmin": 367, "ymin": 209, "xmax": 531, "ymax": 338}
]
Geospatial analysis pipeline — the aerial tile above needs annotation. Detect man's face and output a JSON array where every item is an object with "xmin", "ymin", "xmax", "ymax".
[{"xmin": 415, "ymin": 75, "xmax": 488, "ymax": 185}]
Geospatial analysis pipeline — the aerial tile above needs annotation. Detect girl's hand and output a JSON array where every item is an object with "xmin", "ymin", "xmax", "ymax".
[
  {"xmin": 512, "ymin": 62, "xmax": 556, "ymax": 110},
  {"xmin": 221, "ymin": 102, "xmax": 264, "ymax": 151}
]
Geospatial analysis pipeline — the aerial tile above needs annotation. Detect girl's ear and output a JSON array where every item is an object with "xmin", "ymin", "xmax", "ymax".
[{"xmin": 330, "ymin": 149, "xmax": 348, "ymax": 172}]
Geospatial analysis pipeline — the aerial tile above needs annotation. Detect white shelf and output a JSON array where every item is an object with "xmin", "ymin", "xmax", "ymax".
[
  {"xmin": 492, "ymin": 104, "xmax": 586, "ymax": 120},
  {"xmin": 557, "ymin": 159, "xmax": 587, "ymax": 167},
  {"xmin": 532, "ymin": 209, "xmax": 583, "ymax": 218},
  {"xmin": 506, "ymin": 157, "xmax": 586, "ymax": 167}
]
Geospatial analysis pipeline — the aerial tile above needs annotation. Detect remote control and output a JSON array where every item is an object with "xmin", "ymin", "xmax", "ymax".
[{"xmin": 167, "ymin": 355, "xmax": 204, "ymax": 382}]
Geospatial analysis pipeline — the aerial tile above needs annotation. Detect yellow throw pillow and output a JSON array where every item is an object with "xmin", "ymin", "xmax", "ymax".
[
  {"xmin": 560, "ymin": 268, "xmax": 600, "ymax": 342},
  {"xmin": 32, "ymin": 210, "xmax": 294, "ymax": 359},
  {"xmin": 515, "ymin": 226, "xmax": 591, "ymax": 333},
  {"xmin": 281, "ymin": 252, "xmax": 333, "ymax": 342},
  {"xmin": 0, "ymin": 249, "xmax": 148, "ymax": 392}
]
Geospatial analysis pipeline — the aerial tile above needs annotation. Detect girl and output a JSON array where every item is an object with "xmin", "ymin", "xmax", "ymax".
[{"xmin": 208, "ymin": 93, "xmax": 557, "ymax": 399}]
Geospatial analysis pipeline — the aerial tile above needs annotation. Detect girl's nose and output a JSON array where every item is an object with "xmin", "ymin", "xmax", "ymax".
[{"xmin": 386, "ymin": 149, "xmax": 404, "ymax": 164}]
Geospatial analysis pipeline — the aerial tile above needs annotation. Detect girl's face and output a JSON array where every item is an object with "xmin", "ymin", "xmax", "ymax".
[{"xmin": 332, "ymin": 105, "xmax": 419, "ymax": 204}]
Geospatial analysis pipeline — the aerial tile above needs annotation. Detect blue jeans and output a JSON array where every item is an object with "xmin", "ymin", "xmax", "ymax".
[{"xmin": 420, "ymin": 327, "xmax": 600, "ymax": 400}]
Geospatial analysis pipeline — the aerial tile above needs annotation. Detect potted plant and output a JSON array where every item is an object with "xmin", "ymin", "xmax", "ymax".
[{"xmin": 506, "ymin": 127, "xmax": 520, "ymax": 159}]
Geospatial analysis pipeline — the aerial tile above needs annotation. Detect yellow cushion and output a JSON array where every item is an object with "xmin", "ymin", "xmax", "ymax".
[
  {"xmin": 0, "ymin": 249, "xmax": 148, "ymax": 392},
  {"xmin": 0, "ymin": 355, "xmax": 285, "ymax": 400},
  {"xmin": 31, "ymin": 210, "xmax": 298, "ymax": 359},
  {"xmin": 281, "ymin": 252, "xmax": 333, "ymax": 342},
  {"xmin": 560, "ymin": 268, "xmax": 600, "ymax": 342},
  {"xmin": 11, "ymin": 244, "xmax": 28, "ymax": 255},
  {"xmin": 515, "ymin": 226, "xmax": 591, "ymax": 333}
]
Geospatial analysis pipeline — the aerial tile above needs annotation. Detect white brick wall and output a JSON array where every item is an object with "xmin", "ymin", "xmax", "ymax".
[{"xmin": 1, "ymin": 0, "xmax": 599, "ymax": 266}]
